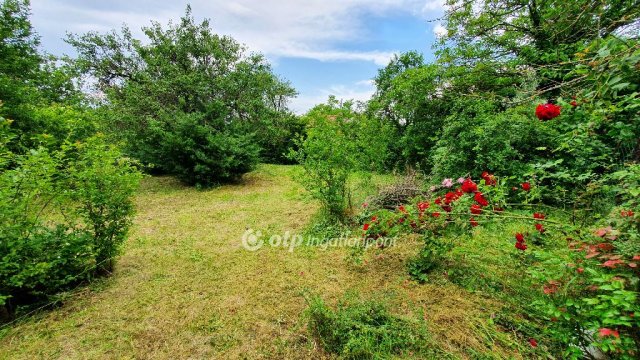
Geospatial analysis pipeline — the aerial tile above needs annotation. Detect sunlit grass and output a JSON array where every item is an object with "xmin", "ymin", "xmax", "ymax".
[{"xmin": 0, "ymin": 165, "xmax": 547, "ymax": 359}]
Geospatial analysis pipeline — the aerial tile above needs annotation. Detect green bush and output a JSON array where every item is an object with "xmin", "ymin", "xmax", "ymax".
[
  {"xmin": 69, "ymin": 7, "xmax": 296, "ymax": 186},
  {"xmin": 430, "ymin": 100, "xmax": 553, "ymax": 181},
  {"xmin": 0, "ymin": 135, "xmax": 141, "ymax": 313},
  {"xmin": 305, "ymin": 294, "xmax": 433, "ymax": 359},
  {"xmin": 291, "ymin": 98, "xmax": 392, "ymax": 220},
  {"xmin": 150, "ymin": 112, "xmax": 260, "ymax": 186}
]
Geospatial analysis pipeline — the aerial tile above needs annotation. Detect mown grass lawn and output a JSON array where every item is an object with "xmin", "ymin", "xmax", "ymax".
[{"xmin": 0, "ymin": 165, "xmax": 539, "ymax": 359}]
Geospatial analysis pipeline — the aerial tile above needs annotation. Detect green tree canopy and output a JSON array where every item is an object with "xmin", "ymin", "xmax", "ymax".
[{"xmin": 68, "ymin": 7, "xmax": 298, "ymax": 185}]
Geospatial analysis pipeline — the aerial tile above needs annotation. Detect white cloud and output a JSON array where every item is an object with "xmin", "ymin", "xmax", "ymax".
[
  {"xmin": 433, "ymin": 23, "xmax": 448, "ymax": 38},
  {"xmin": 422, "ymin": 0, "xmax": 446, "ymax": 12},
  {"xmin": 30, "ymin": 0, "xmax": 443, "ymax": 64}
]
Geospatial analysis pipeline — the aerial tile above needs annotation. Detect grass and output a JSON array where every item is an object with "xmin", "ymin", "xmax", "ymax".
[{"xmin": 0, "ymin": 165, "xmax": 543, "ymax": 359}]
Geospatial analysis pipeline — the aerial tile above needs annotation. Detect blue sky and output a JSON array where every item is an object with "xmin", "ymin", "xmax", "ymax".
[{"xmin": 29, "ymin": 0, "xmax": 446, "ymax": 113}]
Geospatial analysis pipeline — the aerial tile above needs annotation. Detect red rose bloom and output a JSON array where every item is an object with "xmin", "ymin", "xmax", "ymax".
[
  {"xmin": 535, "ymin": 103, "xmax": 561, "ymax": 121},
  {"xmin": 470, "ymin": 204, "xmax": 483, "ymax": 215},
  {"xmin": 528, "ymin": 338, "xmax": 538, "ymax": 348},
  {"xmin": 598, "ymin": 328, "xmax": 620, "ymax": 338},
  {"xmin": 474, "ymin": 192, "xmax": 489, "ymax": 207},
  {"xmin": 481, "ymin": 171, "xmax": 496, "ymax": 186},
  {"xmin": 535, "ymin": 223, "xmax": 545, "ymax": 233},
  {"xmin": 417, "ymin": 202, "xmax": 430, "ymax": 212},
  {"xmin": 432, "ymin": 212, "xmax": 441, "ymax": 218},
  {"xmin": 533, "ymin": 212, "xmax": 545, "ymax": 220},
  {"xmin": 444, "ymin": 191, "xmax": 457, "ymax": 204},
  {"xmin": 515, "ymin": 233, "xmax": 525, "ymax": 243},
  {"xmin": 515, "ymin": 242, "xmax": 527, "ymax": 251},
  {"xmin": 363, "ymin": 223, "xmax": 370, "ymax": 231},
  {"xmin": 470, "ymin": 218, "xmax": 479, "ymax": 227},
  {"xmin": 521, "ymin": 182, "xmax": 531, "ymax": 191},
  {"xmin": 621, "ymin": 210, "xmax": 634, "ymax": 217},
  {"xmin": 461, "ymin": 178, "xmax": 478, "ymax": 193},
  {"xmin": 570, "ymin": 100, "xmax": 578, "ymax": 107}
]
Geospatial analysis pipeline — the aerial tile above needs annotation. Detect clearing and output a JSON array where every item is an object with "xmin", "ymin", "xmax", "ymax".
[{"xmin": 0, "ymin": 165, "xmax": 530, "ymax": 359}]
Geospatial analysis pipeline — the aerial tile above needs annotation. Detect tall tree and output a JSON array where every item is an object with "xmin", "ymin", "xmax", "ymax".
[
  {"xmin": 438, "ymin": 0, "xmax": 640, "ymax": 97},
  {"xmin": 68, "ymin": 7, "xmax": 297, "ymax": 185}
]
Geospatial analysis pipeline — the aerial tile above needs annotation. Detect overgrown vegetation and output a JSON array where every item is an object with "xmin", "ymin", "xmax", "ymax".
[
  {"xmin": 291, "ymin": 97, "xmax": 392, "ymax": 220},
  {"xmin": 69, "ymin": 6, "xmax": 300, "ymax": 186},
  {"xmin": 1, "ymin": 0, "xmax": 639, "ymax": 359},
  {"xmin": 305, "ymin": 294, "xmax": 435, "ymax": 359},
  {"xmin": 0, "ymin": 0, "xmax": 141, "ymax": 317}
]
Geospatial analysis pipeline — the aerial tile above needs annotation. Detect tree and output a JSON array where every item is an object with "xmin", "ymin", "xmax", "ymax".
[
  {"xmin": 367, "ymin": 52, "xmax": 453, "ymax": 170},
  {"xmin": 438, "ymin": 0, "xmax": 640, "ymax": 98},
  {"xmin": 0, "ymin": 0, "xmax": 92, "ymax": 154},
  {"xmin": 68, "ymin": 7, "xmax": 298, "ymax": 186}
]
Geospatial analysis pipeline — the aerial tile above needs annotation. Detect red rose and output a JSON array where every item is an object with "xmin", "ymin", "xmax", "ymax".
[
  {"xmin": 621, "ymin": 210, "xmax": 634, "ymax": 217},
  {"xmin": 535, "ymin": 223, "xmax": 545, "ymax": 233},
  {"xmin": 481, "ymin": 171, "xmax": 496, "ymax": 186},
  {"xmin": 470, "ymin": 218, "xmax": 479, "ymax": 227},
  {"xmin": 432, "ymin": 212, "xmax": 441, "ymax": 218},
  {"xmin": 535, "ymin": 103, "xmax": 561, "ymax": 121},
  {"xmin": 474, "ymin": 192, "xmax": 489, "ymax": 207},
  {"xmin": 445, "ymin": 191, "xmax": 459, "ymax": 204},
  {"xmin": 598, "ymin": 328, "xmax": 620, "ymax": 338},
  {"xmin": 570, "ymin": 100, "xmax": 578, "ymax": 107},
  {"xmin": 528, "ymin": 339, "xmax": 538, "ymax": 348},
  {"xmin": 470, "ymin": 204, "xmax": 483, "ymax": 215},
  {"xmin": 515, "ymin": 233, "xmax": 525, "ymax": 243},
  {"xmin": 461, "ymin": 178, "xmax": 478, "ymax": 193},
  {"xmin": 521, "ymin": 182, "xmax": 531, "ymax": 191},
  {"xmin": 515, "ymin": 242, "xmax": 527, "ymax": 251},
  {"xmin": 363, "ymin": 223, "xmax": 370, "ymax": 231},
  {"xmin": 417, "ymin": 202, "xmax": 430, "ymax": 212},
  {"xmin": 533, "ymin": 212, "xmax": 545, "ymax": 220}
]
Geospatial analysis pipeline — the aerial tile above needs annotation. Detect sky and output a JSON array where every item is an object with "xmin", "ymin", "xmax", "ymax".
[{"xmin": 29, "ymin": 0, "xmax": 447, "ymax": 113}]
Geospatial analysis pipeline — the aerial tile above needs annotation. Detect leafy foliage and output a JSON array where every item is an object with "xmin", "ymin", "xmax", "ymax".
[
  {"xmin": 291, "ymin": 97, "xmax": 392, "ymax": 219},
  {"xmin": 0, "ymin": 135, "xmax": 141, "ymax": 313},
  {"xmin": 68, "ymin": 7, "xmax": 297, "ymax": 186},
  {"xmin": 0, "ymin": 1, "xmax": 141, "ymax": 317}
]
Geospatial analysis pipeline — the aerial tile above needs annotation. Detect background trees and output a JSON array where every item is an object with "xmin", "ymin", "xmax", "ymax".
[{"xmin": 69, "ymin": 7, "xmax": 299, "ymax": 186}]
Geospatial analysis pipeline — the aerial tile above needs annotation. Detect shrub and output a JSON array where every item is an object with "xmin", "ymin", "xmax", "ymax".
[
  {"xmin": 430, "ymin": 100, "xmax": 553, "ymax": 181},
  {"xmin": 153, "ymin": 112, "xmax": 260, "ymax": 186},
  {"xmin": 291, "ymin": 98, "xmax": 392, "ymax": 220},
  {"xmin": 0, "ymin": 135, "xmax": 141, "ymax": 314},
  {"xmin": 305, "ymin": 294, "xmax": 432, "ymax": 359}
]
